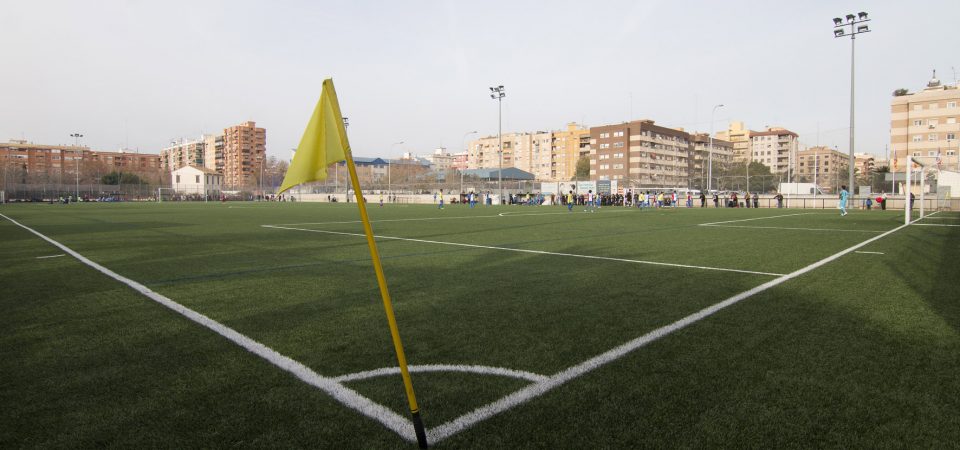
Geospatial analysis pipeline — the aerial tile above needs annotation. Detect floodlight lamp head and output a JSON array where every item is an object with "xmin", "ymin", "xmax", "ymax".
[
  {"xmin": 489, "ymin": 87, "xmax": 495, "ymax": 92},
  {"xmin": 834, "ymin": 29, "xmax": 845, "ymax": 37},
  {"xmin": 846, "ymin": 14, "xmax": 855, "ymax": 22},
  {"xmin": 833, "ymin": 17, "xmax": 843, "ymax": 26},
  {"xmin": 858, "ymin": 11, "xmax": 867, "ymax": 20},
  {"xmin": 498, "ymin": 85, "xmax": 503, "ymax": 89},
  {"xmin": 858, "ymin": 25, "xmax": 869, "ymax": 32}
]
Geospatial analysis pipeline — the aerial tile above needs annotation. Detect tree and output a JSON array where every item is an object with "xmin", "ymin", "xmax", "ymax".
[
  {"xmin": 101, "ymin": 171, "xmax": 142, "ymax": 185},
  {"xmin": 892, "ymin": 88, "xmax": 910, "ymax": 97},
  {"xmin": 572, "ymin": 155, "xmax": 590, "ymax": 181}
]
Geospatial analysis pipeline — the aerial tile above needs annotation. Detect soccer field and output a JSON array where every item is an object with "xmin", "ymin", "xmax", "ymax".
[{"xmin": 2, "ymin": 202, "xmax": 958, "ymax": 448}]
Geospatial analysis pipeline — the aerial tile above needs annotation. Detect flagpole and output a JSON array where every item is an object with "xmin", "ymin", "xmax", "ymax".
[{"xmin": 342, "ymin": 145, "xmax": 429, "ymax": 448}]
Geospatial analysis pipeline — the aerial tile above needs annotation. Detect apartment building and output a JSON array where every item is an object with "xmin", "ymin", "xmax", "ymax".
[
  {"xmin": 796, "ymin": 146, "xmax": 848, "ymax": 188},
  {"xmin": 854, "ymin": 152, "xmax": 875, "ymax": 178},
  {"xmin": 890, "ymin": 71, "xmax": 959, "ymax": 171},
  {"xmin": 203, "ymin": 134, "xmax": 224, "ymax": 173},
  {"xmin": 690, "ymin": 132, "xmax": 733, "ymax": 187},
  {"xmin": 749, "ymin": 127, "xmax": 800, "ymax": 175},
  {"xmin": 590, "ymin": 120, "xmax": 690, "ymax": 187},
  {"xmin": 159, "ymin": 137, "xmax": 205, "ymax": 172},
  {"xmin": 0, "ymin": 140, "xmax": 160, "ymax": 183},
  {"xmin": 222, "ymin": 121, "xmax": 266, "ymax": 188},
  {"xmin": 551, "ymin": 123, "xmax": 590, "ymax": 181},
  {"xmin": 716, "ymin": 121, "xmax": 753, "ymax": 162}
]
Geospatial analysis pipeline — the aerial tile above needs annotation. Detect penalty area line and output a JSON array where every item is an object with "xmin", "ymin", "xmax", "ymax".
[
  {"xmin": 697, "ymin": 212, "xmax": 814, "ymax": 226},
  {"xmin": 425, "ymin": 217, "xmax": 916, "ymax": 444}
]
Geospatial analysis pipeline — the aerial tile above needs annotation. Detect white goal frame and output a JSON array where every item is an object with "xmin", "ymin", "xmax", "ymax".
[{"xmin": 157, "ymin": 187, "xmax": 177, "ymax": 203}]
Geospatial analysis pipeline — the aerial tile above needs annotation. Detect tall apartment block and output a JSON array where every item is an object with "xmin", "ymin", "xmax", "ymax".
[
  {"xmin": 551, "ymin": 123, "xmax": 590, "ymax": 181},
  {"xmin": 749, "ymin": 127, "xmax": 800, "ymax": 175},
  {"xmin": 159, "ymin": 138, "xmax": 205, "ymax": 172},
  {"xmin": 796, "ymin": 146, "xmax": 848, "ymax": 188},
  {"xmin": 890, "ymin": 72, "xmax": 959, "ymax": 171},
  {"xmin": 716, "ymin": 121, "xmax": 753, "ymax": 162},
  {"xmin": 590, "ymin": 120, "xmax": 691, "ymax": 187},
  {"xmin": 222, "ymin": 121, "xmax": 266, "ymax": 188}
]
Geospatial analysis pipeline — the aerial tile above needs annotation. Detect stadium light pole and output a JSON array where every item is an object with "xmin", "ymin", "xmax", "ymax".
[
  {"xmin": 70, "ymin": 133, "xmax": 83, "ymax": 201},
  {"xmin": 490, "ymin": 85, "xmax": 505, "ymax": 204},
  {"xmin": 833, "ymin": 11, "xmax": 871, "ymax": 196},
  {"xmin": 708, "ymin": 104, "xmax": 723, "ymax": 192},
  {"xmin": 461, "ymin": 131, "xmax": 477, "ymax": 196}
]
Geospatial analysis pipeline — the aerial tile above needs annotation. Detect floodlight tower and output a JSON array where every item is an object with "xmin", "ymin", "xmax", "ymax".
[
  {"xmin": 490, "ymin": 85, "xmax": 505, "ymax": 204},
  {"xmin": 708, "ymin": 104, "xmax": 723, "ymax": 192},
  {"xmin": 833, "ymin": 11, "xmax": 871, "ymax": 196},
  {"xmin": 70, "ymin": 133, "xmax": 83, "ymax": 201}
]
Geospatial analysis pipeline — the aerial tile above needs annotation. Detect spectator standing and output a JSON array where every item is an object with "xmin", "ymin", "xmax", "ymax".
[
  {"xmin": 880, "ymin": 191, "xmax": 887, "ymax": 210},
  {"xmin": 753, "ymin": 193, "xmax": 759, "ymax": 209}
]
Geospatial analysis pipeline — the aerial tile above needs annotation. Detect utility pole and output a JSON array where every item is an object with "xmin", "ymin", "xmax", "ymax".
[{"xmin": 490, "ymin": 86, "xmax": 505, "ymax": 204}]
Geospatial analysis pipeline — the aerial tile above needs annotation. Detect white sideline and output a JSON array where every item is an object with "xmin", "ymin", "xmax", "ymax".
[
  {"xmin": 0, "ymin": 213, "xmax": 418, "ymax": 443},
  {"xmin": 697, "ymin": 212, "xmax": 814, "ymax": 226},
  {"xmin": 702, "ymin": 224, "xmax": 884, "ymax": 233},
  {"xmin": 425, "ymin": 219, "xmax": 914, "ymax": 443},
  {"xmin": 262, "ymin": 225, "xmax": 784, "ymax": 277},
  {"xmin": 334, "ymin": 364, "xmax": 549, "ymax": 383}
]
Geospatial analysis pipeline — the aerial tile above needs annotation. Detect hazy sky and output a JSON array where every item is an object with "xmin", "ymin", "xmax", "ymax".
[{"xmin": 2, "ymin": 0, "xmax": 958, "ymax": 161}]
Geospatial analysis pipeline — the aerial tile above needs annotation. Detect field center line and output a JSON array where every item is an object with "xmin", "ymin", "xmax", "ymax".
[
  {"xmin": 262, "ymin": 225, "xmax": 784, "ymax": 277},
  {"xmin": 702, "ymin": 224, "xmax": 884, "ymax": 233},
  {"xmin": 0, "ymin": 213, "xmax": 418, "ymax": 444},
  {"xmin": 698, "ymin": 212, "xmax": 814, "ymax": 226},
  {"xmin": 426, "ymin": 219, "xmax": 914, "ymax": 444}
]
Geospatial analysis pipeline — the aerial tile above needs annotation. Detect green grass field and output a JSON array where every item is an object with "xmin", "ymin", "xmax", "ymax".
[{"xmin": 2, "ymin": 202, "xmax": 958, "ymax": 448}]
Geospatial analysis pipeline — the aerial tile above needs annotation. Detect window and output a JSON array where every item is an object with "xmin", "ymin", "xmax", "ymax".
[
  {"xmin": 912, "ymin": 152, "xmax": 921, "ymax": 156},
  {"xmin": 948, "ymin": 117, "xmax": 957, "ymax": 124},
  {"xmin": 196, "ymin": 175, "xmax": 200, "ymax": 183},
  {"xmin": 613, "ymin": 131, "xmax": 624, "ymax": 137},
  {"xmin": 176, "ymin": 175, "xmax": 180, "ymax": 183},
  {"xmin": 613, "ymin": 164, "xmax": 624, "ymax": 169},
  {"xmin": 913, "ymin": 135, "xmax": 922, "ymax": 142},
  {"xmin": 949, "ymin": 102, "xmax": 957, "ymax": 108},
  {"xmin": 599, "ymin": 143, "xmax": 610, "ymax": 149},
  {"xmin": 929, "ymin": 134, "xmax": 937, "ymax": 141},
  {"xmin": 913, "ymin": 119, "xmax": 923, "ymax": 126},
  {"xmin": 613, "ymin": 142, "xmax": 624, "ymax": 148},
  {"xmin": 948, "ymin": 133, "xmax": 956, "ymax": 140},
  {"xmin": 948, "ymin": 151, "xmax": 956, "ymax": 156},
  {"xmin": 929, "ymin": 151, "xmax": 936, "ymax": 157},
  {"xmin": 599, "ymin": 164, "xmax": 609, "ymax": 170},
  {"xmin": 599, "ymin": 132, "xmax": 610, "ymax": 138}
]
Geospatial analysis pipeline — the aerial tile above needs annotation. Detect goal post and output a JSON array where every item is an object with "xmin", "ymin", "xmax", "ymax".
[{"xmin": 157, "ymin": 188, "xmax": 177, "ymax": 203}]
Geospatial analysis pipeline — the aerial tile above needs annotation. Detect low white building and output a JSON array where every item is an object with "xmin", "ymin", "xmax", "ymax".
[{"xmin": 172, "ymin": 165, "xmax": 223, "ymax": 196}]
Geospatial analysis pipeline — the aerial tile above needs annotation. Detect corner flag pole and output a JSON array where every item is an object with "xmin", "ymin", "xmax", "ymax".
[{"xmin": 342, "ymin": 147, "xmax": 429, "ymax": 448}]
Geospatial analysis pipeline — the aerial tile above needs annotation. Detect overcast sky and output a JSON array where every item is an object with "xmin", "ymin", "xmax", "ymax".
[{"xmin": 2, "ymin": 0, "xmax": 958, "ymax": 161}]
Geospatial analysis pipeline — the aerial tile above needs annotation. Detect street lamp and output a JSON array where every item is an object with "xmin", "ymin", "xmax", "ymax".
[
  {"xmin": 461, "ymin": 131, "xmax": 478, "ymax": 196},
  {"xmin": 490, "ymin": 85, "xmax": 505, "ymax": 204},
  {"xmin": 70, "ymin": 133, "xmax": 83, "ymax": 201},
  {"xmin": 833, "ymin": 11, "xmax": 871, "ymax": 196},
  {"xmin": 708, "ymin": 104, "xmax": 723, "ymax": 192}
]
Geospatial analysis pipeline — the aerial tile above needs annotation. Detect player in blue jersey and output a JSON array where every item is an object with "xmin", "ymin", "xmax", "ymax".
[{"xmin": 839, "ymin": 185, "xmax": 849, "ymax": 216}]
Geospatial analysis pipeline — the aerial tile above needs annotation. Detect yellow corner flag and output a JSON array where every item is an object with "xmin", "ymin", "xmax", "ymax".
[
  {"xmin": 277, "ymin": 79, "xmax": 348, "ymax": 195},
  {"xmin": 279, "ymin": 79, "xmax": 429, "ymax": 448}
]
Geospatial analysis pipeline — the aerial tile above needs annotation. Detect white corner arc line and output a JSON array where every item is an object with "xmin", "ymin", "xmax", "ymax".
[
  {"xmin": 334, "ymin": 365, "xmax": 549, "ymax": 384},
  {"xmin": 702, "ymin": 224, "xmax": 884, "ymax": 233},
  {"xmin": 698, "ymin": 212, "xmax": 814, "ymax": 226},
  {"xmin": 262, "ymin": 225, "xmax": 784, "ymax": 277},
  {"xmin": 425, "ymin": 220, "xmax": 912, "ymax": 443},
  {"xmin": 0, "ymin": 213, "xmax": 418, "ymax": 444}
]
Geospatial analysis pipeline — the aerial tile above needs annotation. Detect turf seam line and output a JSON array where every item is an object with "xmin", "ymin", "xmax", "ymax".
[
  {"xmin": 0, "ymin": 213, "xmax": 419, "ymax": 444},
  {"xmin": 424, "ymin": 220, "xmax": 913, "ymax": 443},
  {"xmin": 333, "ymin": 365, "xmax": 549, "ymax": 383},
  {"xmin": 262, "ymin": 225, "xmax": 785, "ymax": 277}
]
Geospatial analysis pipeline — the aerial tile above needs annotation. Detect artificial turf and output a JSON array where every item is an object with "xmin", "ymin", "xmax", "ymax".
[{"xmin": 1, "ymin": 202, "xmax": 957, "ymax": 448}]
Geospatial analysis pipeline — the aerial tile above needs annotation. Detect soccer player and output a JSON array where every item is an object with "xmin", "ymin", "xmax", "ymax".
[
  {"xmin": 585, "ymin": 190, "xmax": 595, "ymax": 213},
  {"xmin": 438, "ymin": 189, "xmax": 444, "ymax": 209},
  {"xmin": 839, "ymin": 185, "xmax": 849, "ymax": 216},
  {"xmin": 567, "ymin": 190, "xmax": 574, "ymax": 212}
]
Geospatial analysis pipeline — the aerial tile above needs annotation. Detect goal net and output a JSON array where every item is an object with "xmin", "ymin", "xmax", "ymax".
[{"xmin": 157, "ymin": 188, "xmax": 177, "ymax": 202}]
